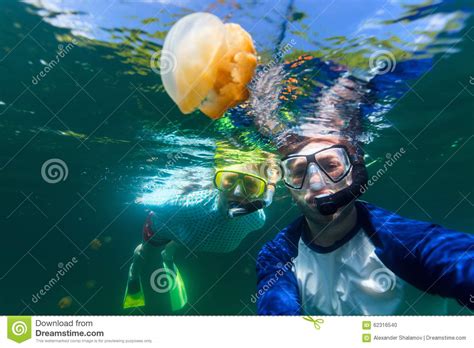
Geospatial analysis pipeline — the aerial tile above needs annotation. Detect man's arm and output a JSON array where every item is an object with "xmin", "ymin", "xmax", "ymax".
[
  {"xmin": 256, "ymin": 222, "xmax": 303, "ymax": 315},
  {"xmin": 408, "ymin": 224, "xmax": 474, "ymax": 309},
  {"xmin": 360, "ymin": 202, "xmax": 474, "ymax": 309}
]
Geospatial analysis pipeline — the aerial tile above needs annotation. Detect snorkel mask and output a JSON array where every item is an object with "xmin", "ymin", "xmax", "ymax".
[
  {"xmin": 214, "ymin": 170, "xmax": 275, "ymax": 218},
  {"xmin": 280, "ymin": 144, "xmax": 368, "ymax": 215}
]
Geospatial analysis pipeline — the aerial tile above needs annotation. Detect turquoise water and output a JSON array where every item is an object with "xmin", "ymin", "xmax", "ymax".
[{"xmin": 0, "ymin": 0, "xmax": 473, "ymax": 315}]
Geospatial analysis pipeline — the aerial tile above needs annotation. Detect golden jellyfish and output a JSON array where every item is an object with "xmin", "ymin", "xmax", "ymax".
[
  {"xmin": 89, "ymin": 238, "xmax": 102, "ymax": 251},
  {"xmin": 58, "ymin": 296, "xmax": 73, "ymax": 309},
  {"xmin": 85, "ymin": 279, "xmax": 97, "ymax": 289},
  {"xmin": 161, "ymin": 12, "xmax": 257, "ymax": 119}
]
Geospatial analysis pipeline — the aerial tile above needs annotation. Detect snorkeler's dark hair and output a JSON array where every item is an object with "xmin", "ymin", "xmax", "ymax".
[
  {"xmin": 278, "ymin": 133, "xmax": 362, "ymax": 159},
  {"xmin": 276, "ymin": 70, "xmax": 372, "ymax": 215}
]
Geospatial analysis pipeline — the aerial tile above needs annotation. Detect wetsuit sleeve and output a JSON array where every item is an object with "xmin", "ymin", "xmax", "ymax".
[
  {"xmin": 256, "ymin": 223, "xmax": 302, "ymax": 315},
  {"xmin": 406, "ymin": 224, "xmax": 474, "ymax": 309},
  {"xmin": 362, "ymin": 202, "xmax": 474, "ymax": 309}
]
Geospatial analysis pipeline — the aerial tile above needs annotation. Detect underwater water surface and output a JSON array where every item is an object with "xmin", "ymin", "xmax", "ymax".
[{"xmin": 0, "ymin": 0, "xmax": 473, "ymax": 315}]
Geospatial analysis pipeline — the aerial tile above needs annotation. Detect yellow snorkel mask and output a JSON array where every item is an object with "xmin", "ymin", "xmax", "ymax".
[
  {"xmin": 213, "ymin": 142, "xmax": 280, "ymax": 217},
  {"xmin": 214, "ymin": 170, "xmax": 267, "ymax": 199}
]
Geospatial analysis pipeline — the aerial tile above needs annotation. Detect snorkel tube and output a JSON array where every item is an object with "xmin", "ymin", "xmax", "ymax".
[
  {"xmin": 314, "ymin": 157, "xmax": 368, "ymax": 215},
  {"xmin": 227, "ymin": 184, "xmax": 275, "ymax": 218}
]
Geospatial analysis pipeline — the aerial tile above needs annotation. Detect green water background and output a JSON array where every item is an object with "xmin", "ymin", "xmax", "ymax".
[{"xmin": 0, "ymin": 0, "xmax": 473, "ymax": 315}]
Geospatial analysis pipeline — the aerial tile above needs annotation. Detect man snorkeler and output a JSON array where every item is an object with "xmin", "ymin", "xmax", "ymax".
[
  {"xmin": 254, "ymin": 71, "xmax": 474, "ymax": 315},
  {"xmin": 123, "ymin": 147, "xmax": 280, "ymax": 312}
]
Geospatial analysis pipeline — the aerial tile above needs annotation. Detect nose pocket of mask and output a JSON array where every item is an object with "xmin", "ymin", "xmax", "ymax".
[{"xmin": 306, "ymin": 163, "xmax": 327, "ymax": 191}]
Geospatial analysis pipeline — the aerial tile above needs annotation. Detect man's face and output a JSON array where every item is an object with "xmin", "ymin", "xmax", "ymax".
[{"xmin": 286, "ymin": 140, "xmax": 353, "ymax": 222}]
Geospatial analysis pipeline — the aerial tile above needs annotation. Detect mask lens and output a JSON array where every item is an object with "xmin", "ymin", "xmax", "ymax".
[
  {"xmin": 215, "ymin": 171, "xmax": 239, "ymax": 191},
  {"xmin": 314, "ymin": 147, "xmax": 351, "ymax": 182},
  {"xmin": 242, "ymin": 175, "xmax": 266, "ymax": 198},
  {"xmin": 282, "ymin": 157, "xmax": 308, "ymax": 189}
]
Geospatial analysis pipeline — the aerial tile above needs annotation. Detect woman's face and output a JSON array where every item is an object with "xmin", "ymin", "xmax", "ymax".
[{"xmin": 217, "ymin": 163, "xmax": 264, "ymax": 204}]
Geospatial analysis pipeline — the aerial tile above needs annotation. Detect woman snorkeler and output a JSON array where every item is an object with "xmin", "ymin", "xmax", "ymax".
[{"xmin": 123, "ymin": 144, "xmax": 280, "ymax": 312}]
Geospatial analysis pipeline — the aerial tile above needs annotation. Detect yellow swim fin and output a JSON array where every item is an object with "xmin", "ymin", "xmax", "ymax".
[
  {"xmin": 162, "ymin": 252, "xmax": 188, "ymax": 311},
  {"xmin": 123, "ymin": 271, "xmax": 145, "ymax": 309}
]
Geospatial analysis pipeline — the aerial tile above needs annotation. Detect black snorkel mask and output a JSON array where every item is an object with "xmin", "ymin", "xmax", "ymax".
[
  {"xmin": 314, "ymin": 157, "xmax": 367, "ymax": 215},
  {"xmin": 280, "ymin": 144, "xmax": 368, "ymax": 216}
]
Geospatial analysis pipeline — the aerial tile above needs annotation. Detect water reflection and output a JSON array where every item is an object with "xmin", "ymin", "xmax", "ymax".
[
  {"xmin": 0, "ymin": 0, "xmax": 471, "ymax": 315},
  {"xmin": 22, "ymin": 1, "xmax": 470, "ymax": 131},
  {"xmin": 18, "ymin": 0, "xmax": 471, "ymax": 199}
]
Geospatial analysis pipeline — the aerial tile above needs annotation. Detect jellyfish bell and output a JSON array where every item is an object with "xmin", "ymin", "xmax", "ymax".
[
  {"xmin": 58, "ymin": 296, "xmax": 73, "ymax": 309},
  {"xmin": 161, "ymin": 12, "xmax": 257, "ymax": 119}
]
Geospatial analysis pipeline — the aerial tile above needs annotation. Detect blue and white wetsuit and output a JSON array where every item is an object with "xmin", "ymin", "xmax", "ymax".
[{"xmin": 256, "ymin": 201, "xmax": 474, "ymax": 315}]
